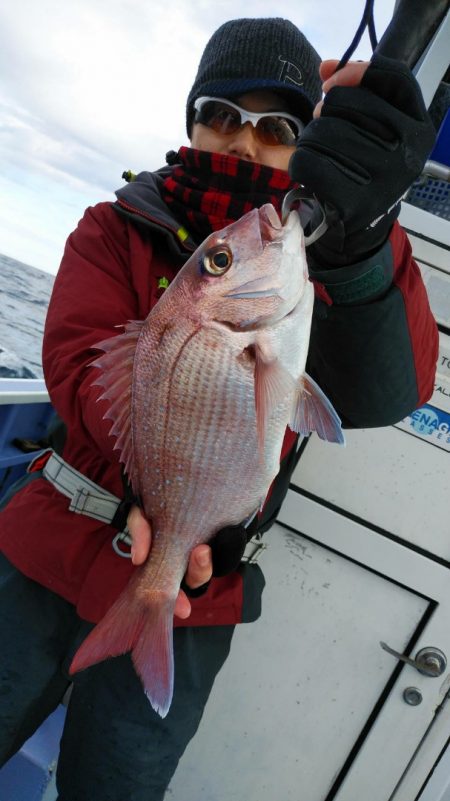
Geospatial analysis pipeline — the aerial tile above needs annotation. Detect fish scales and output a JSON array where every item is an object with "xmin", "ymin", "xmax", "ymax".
[
  {"xmin": 160, "ymin": 330, "xmax": 258, "ymax": 535},
  {"xmin": 70, "ymin": 204, "xmax": 344, "ymax": 716},
  {"xmin": 135, "ymin": 325, "xmax": 257, "ymax": 538}
]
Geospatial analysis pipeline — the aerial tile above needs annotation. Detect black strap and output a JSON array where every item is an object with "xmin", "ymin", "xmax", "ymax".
[{"xmin": 110, "ymin": 471, "xmax": 139, "ymax": 531}]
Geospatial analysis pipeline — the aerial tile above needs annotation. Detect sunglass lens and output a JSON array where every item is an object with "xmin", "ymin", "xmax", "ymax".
[
  {"xmin": 195, "ymin": 101, "xmax": 241, "ymax": 135},
  {"xmin": 257, "ymin": 117, "xmax": 299, "ymax": 146}
]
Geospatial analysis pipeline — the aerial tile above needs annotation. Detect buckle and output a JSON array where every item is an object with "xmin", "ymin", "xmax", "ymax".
[
  {"xmin": 241, "ymin": 534, "xmax": 268, "ymax": 565},
  {"xmin": 112, "ymin": 531, "xmax": 132, "ymax": 558}
]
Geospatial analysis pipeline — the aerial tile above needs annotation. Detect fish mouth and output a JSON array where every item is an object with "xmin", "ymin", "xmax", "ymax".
[
  {"xmin": 224, "ymin": 214, "xmax": 302, "ymax": 303},
  {"xmin": 224, "ymin": 208, "xmax": 297, "ymax": 300},
  {"xmin": 259, "ymin": 203, "xmax": 283, "ymax": 238}
]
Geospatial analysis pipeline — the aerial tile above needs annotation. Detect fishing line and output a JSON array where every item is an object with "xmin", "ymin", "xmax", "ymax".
[{"xmin": 335, "ymin": 0, "xmax": 378, "ymax": 72}]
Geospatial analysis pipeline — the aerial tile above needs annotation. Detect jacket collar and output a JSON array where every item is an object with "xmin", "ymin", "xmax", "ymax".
[
  {"xmin": 114, "ymin": 165, "xmax": 198, "ymax": 256},
  {"xmin": 114, "ymin": 161, "xmax": 315, "ymax": 257}
]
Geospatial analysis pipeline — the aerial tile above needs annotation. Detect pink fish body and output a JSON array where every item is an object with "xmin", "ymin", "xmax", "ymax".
[{"xmin": 70, "ymin": 204, "xmax": 343, "ymax": 716}]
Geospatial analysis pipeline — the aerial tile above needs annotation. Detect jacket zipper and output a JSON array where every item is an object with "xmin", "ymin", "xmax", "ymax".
[{"xmin": 116, "ymin": 198, "xmax": 195, "ymax": 253}]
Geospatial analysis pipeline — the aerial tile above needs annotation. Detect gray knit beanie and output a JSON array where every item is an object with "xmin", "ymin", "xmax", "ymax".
[{"xmin": 186, "ymin": 18, "xmax": 322, "ymax": 137}]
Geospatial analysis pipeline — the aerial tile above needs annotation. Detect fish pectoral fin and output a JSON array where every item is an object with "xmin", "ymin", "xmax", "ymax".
[
  {"xmin": 290, "ymin": 373, "xmax": 345, "ymax": 444},
  {"xmin": 254, "ymin": 342, "xmax": 295, "ymax": 451}
]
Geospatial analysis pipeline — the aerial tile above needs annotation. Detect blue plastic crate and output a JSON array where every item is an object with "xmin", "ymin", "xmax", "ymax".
[
  {"xmin": 430, "ymin": 108, "xmax": 450, "ymax": 167},
  {"xmin": 0, "ymin": 705, "xmax": 65, "ymax": 801},
  {"xmin": 405, "ymin": 175, "xmax": 450, "ymax": 219},
  {"xmin": 0, "ymin": 402, "xmax": 54, "ymax": 456},
  {"xmin": 405, "ymin": 107, "xmax": 450, "ymax": 219},
  {"xmin": 0, "ymin": 400, "xmax": 55, "ymax": 502}
]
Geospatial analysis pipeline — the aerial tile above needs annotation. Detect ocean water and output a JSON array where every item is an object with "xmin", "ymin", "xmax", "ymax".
[{"xmin": 0, "ymin": 253, "xmax": 54, "ymax": 378}]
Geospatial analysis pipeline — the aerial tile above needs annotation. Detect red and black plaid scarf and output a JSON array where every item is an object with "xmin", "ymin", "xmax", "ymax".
[{"xmin": 162, "ymin": 146, "xmax": 297, "ymax": 242}]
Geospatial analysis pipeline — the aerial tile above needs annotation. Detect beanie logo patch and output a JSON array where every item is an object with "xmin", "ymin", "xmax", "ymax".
[{"xmin": 278, "ymin": 56, "xmax": 304, "ymax": 87}]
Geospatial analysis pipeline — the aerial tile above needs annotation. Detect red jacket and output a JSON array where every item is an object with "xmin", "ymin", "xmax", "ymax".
[{"xmin": 0, "ymin": 192, "xmax": 438, "ymax": 625}]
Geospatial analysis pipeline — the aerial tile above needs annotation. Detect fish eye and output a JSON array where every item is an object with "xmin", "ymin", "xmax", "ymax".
[{"xmin": 202, "ymin": 245, "xmax": 233, "ymax": 276}]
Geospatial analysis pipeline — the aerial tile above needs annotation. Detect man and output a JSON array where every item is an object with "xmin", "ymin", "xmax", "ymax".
[{"xmin": 0, "ymin": 17, "xmax": 438, "ymax": 801}]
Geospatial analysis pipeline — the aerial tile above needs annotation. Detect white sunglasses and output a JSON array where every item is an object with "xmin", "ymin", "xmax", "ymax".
[{"xmin": 193, "ymin": 96, "xmax": 304, "ymax": 146}]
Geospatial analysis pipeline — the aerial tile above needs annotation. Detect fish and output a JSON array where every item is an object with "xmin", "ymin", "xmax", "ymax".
[{"xmin": 69, "ymin": 203, "xmax": 344, "ymax": 717}]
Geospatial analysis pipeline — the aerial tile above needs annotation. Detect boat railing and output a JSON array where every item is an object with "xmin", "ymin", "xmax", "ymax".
[{"xmin": 0, "ymin": 377, "xmax": 50, "ymax": 404}]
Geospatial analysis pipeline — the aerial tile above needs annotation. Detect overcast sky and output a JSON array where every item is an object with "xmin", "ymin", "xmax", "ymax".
[{"xmin": 0, "ymin": 0, "xmax": 396, "ymax": 275}]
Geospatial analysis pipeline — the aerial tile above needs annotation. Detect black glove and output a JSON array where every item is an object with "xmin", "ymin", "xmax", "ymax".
[
  {"xmin": 289, "ymin": 54, "xmax": 436, "ymax": 267},
  {"xmin": 181, "ymin": 518, "xmax": 259, "ymax": 598}
]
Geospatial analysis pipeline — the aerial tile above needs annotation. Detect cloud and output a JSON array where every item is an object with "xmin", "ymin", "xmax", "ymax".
[
  {"xmin": 0, "ymin": 0, "xmax": 204, "ymax": 166},
  {"xmin": 0, "ymin": 0, "xmax": 395, "ymax": 273}
]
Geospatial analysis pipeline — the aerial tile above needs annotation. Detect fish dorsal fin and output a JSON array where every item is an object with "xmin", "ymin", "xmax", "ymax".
[
  {"xmin": 91, "ymin": 320, "xmax": 144, "ymax": 490},
  {"xmin": 290, "ymin": 373, "xmax": 345, "ymax": 444},
  {"xmin": 254, "ymin": 341, "xmax": 295, "ymax": 452}
]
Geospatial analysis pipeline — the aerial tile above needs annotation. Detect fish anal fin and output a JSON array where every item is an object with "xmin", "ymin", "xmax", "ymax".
[
  {"xmin": 254, "ymin": 341, "xmax": 295, "ymax": 452},
  {"xmin": 291, "ymin": 373, "xmax": 345, "ymax": 444},
  {"xmin": 70, "ymin": 576, "xmax": 176, "ymax": 718}
]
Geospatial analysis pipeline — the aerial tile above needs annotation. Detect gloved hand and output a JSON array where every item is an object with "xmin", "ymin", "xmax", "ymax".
[
  {"xmin": 289, "ymin": 54, "xmax": 436, "ymax": 267},
  {"xmin": 210, "ymin": 521, "xmax": 255, "ymax": 576}
]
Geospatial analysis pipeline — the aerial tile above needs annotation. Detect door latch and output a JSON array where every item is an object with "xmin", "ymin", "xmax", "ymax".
[{"xmin": 380, "ymin": 642, "xmax": 447, "ymax": 677}]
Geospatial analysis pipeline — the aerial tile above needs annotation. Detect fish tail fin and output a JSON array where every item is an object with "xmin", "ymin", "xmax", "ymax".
[
  {"xmin": 132, "ymin": 602, "xmax": 174, "ymax": 718},
  {"xmin": 70, "ymin": 587, "xmax": 176, "ymax": 718}
]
